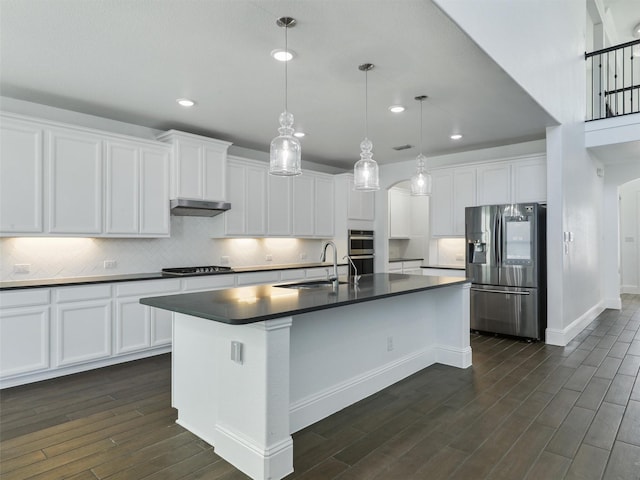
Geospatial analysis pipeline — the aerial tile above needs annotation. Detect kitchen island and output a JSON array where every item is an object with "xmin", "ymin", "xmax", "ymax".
[{"xmin": 140, "ymin": 273, "xmax": 471, "ymax": 480}]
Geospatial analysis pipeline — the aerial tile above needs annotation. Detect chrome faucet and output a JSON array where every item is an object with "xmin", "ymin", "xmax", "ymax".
[
  {"xmin": 320, "ymin": 241, "xmax": 339, "ymax": 287},
  {"xmin": 343, "ymin": 255, "xmax": 360, "ymax": 286}
]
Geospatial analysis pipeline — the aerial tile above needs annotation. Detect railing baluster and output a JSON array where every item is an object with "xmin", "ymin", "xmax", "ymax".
[{"xmin": 585, "ymin": 38, "xmax": 640, "ymax": 121}]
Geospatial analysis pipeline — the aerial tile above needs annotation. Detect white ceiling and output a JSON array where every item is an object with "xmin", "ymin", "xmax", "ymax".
[{"xmin": 0, "ymin": 0, "xmax": 635, "ymax": 171}]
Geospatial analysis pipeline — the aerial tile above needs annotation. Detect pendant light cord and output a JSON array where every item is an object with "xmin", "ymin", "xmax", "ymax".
[
  {"xmin": 364, "ymin": 68, "xmax": 368, "ymax": 138},
  {"xmin": 419, "ymin": 99, "xmax": 423, "ymax": 154},
  {"xmin": 284, "ymin": 24, "xmax": 288, "ymax": 112}
]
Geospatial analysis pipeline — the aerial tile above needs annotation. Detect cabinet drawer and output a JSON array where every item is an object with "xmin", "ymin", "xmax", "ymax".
[
  {"xmin": 236, "ymin": 271, "xmax": 280, "ymax": 286},
  {"xmin": 115, "ymin": 279, "xmax": 181, "ymax": 297},
  {"xmin": 280, "ymin": 269, "xmax": 306, "ymax": 281},
  {"xmin": 182, "ymin": 275, "xmax": 236, "ymax": 292},
  {"xmin": 55, "ymin": 284, "xmax": 112, "ymax": 302},
  {"xmin": 0, "ymin": 289, "xmax": 50, "ymax": 308}
]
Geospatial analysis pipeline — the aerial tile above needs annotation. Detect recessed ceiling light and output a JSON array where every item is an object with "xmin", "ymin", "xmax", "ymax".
[
  {"xmin": 450, "ymin": 134, "xmax": 463, "ymax": 140},
  {"xmin": 388, "ymin": 105, "xmax": 405, "ymax": 113},
  {"xmin": 176, "ymin": 98, "xmax": 195, "ymax": 107},
  {"xmin": 293, "ymin": 131, "xmax": 305, "ymax": 138},
  {"xmin": 271, "ymin": 49, "xmax": 295, "ymax": 61}
]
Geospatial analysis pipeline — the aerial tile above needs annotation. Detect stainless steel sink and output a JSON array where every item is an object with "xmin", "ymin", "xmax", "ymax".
[{"xmin": 276, "ymin": 280, "xmax": 348, "ymax": 289}]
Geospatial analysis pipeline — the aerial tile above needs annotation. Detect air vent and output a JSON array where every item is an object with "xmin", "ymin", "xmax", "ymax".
[{"xmin": 392, "ymin": 144, "xmax": 413, "ymax": 151}]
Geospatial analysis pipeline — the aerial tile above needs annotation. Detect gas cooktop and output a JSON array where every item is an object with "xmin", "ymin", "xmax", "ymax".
[{"xmin": 162, "ymin": 266, "xmax": 233, "ymax": 276}]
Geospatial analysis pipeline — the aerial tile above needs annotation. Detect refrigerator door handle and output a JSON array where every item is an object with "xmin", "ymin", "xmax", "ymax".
[{"xmin": 471, "ymin": 287, "xmax": 531, "ymax": 295}]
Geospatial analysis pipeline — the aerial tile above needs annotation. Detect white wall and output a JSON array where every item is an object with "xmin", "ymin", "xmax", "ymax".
[
  {"xmin": 620, "ymin": 178, "xmax": 640, "ymax": 293},
  {"xmin": 435, "ymin": 0, "xmax": 604, "ymax": 346}
]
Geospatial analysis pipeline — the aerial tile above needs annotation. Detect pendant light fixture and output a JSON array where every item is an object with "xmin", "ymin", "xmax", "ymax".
[
  {"xmin": 353, "ymin": 63, "xmax": 379, "ymax": 191},
  {"xmin": 410, "ymin": 95, "xmax": 432, "ymax": 196},
  {"xmin": 269, "ymin": 17, "xmax": 302, "ymax": 176}
]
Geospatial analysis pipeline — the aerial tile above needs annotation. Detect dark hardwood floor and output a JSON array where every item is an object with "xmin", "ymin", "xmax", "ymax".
[{"xmin": 2, "ymin": 295, "xmax": 640, "ymax": 479}]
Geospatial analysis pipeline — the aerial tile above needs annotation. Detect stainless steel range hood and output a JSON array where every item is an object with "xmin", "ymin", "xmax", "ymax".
[{"xmin": 170, "ymin": 199, "xmax": 231, "ymax": 217}]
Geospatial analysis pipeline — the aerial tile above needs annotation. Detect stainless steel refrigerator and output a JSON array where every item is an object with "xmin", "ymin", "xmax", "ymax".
[{"xmin": 465, "ymin": 203, "xmax": 546, "ymax": 340}]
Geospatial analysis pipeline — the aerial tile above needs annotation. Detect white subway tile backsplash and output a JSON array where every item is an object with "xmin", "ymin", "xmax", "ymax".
[{"xmin": 1, "ymin": 217, "xmax": 326, "ymax": 281}]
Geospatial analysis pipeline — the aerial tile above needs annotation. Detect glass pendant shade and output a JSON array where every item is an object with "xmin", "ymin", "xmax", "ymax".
[
  {"xmin": 354, "ymin": 137, "xmax": 379, "ymax": 191},
  {"xmin": 269, "ymin": 16, "xmax": 301, "ymax": 176},
  {"xmin": 410, "ymin": 153, "xmax": 431, "ymax": 195},
  {"xmin": 353, "ymin": 63, "xmax": 379, "ymax": 191},
  {"xmin": 270, "ymin": 111, "xmax": 301, "ymax": 175}
]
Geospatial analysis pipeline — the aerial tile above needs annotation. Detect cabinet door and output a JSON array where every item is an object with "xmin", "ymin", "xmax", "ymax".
[
  {"xmin": 115, "ymin": 297, "xmax": 150, "ymax": 354},
  {"xmin": 0, "ymin": 119, "xmax": 43, "ymax": 233},
  {"xmin": 245, "ymin": 165, "xmax": 266, "ymax": 235},
  {"xmin": 174, "ymin": 140, "xmax": 202, "ymax": 199},
  {"xmin": 140, "ymin": 147, "xmax": 170, "ymax": 235},
  {"xmin": 512, "ymin": 157, "xmax": 546, "ymax": 203},
  {"xmin": 55, "ymin": 299, "xmax": 111, "ymax": 366},
  {"xmin": 453, "ymin": 168, "xmax": 477, "ymax": 236},
  {"xmin": 348, "ymin": 176, "xmax": 375, "ymax": 221},
  {"xmin": 477, "ymin": 163, "xmax": 511, "ymax": 205},
  {"xmin": 0, "ymin": 306, "xmax": 49, "ymax": 377},
  {"xmin": 225, "ymin": 161, "xmax": 246, "ymax": 235},
  {"xmin": 151, "ymin": 308, "xmax": 173, "ymax": 347},
  {"xmin": 48, "ymin": 129, "xmax": 102, "ymax": 234},
  {"xmin": 430, "ymin": 170, "xmax": 453, "ymax": 236},
  {"xmin": 314, "ymin": 175, "xmax": 334, "ymax": 237},
  {"xmin": 268, "ymin": 175, "xmax": 292, "ymax": 235},
  {"xmin": 293, "ymin": 175, "xmax": 315, "ymax": 236},
  {"xmin": 389, "ymin": 188, "xmax": 410, "ymax": 238},
  {"xmin": 105, "ymin": 141, "xmax": 139, "ymax": 234},
  {"xmin": 203, "ymin": 142, "xmax": 227, "ymax": 201}
]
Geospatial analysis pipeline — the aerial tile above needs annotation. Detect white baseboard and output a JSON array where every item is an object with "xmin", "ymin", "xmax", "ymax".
[
  {"xmin": 436, "ymin": 345, "xmax": 473, "ymax": 369},
  {"xmin": 0, "ymin": 346, "xmax": 171, "ymax": 389},
  {"xmin": 545, "ymin": 301, "xmax": 605, "ymax": 346},
  {"xmin": 290, "ymin": 346, "xmax": 450, "ymax": 433},
  {"xmin": 602, "ymin": 296, "xmax": 622, "ymax": 310},
  {"xmin": 621, "ymin": 285, "xmax": 640, "ymax": 295}
]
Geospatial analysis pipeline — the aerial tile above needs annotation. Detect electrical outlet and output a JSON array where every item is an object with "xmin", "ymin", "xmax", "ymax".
[
  {"xmin": 13, "ymin": 264, "xmax": 31, "ymax": 274},
  {"xmin": 265, "ymin": 254, "xmax": 273, "ymax": 261},
  {"xmin": 220, "ymin": 256, "xmax": 230, "ymax": 265},
  {"xmin": 387, "ymin": 336, "xmax": 394, "ymax": 351},
  {"xmin": 103, "ymin": 260, "xmax": 117, "ymax": 269}
]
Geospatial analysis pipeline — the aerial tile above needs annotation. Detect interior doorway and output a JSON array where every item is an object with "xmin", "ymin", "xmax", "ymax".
[{"xmin": 619, "ymin": 178, "xmax": 640, "ymax": 294}]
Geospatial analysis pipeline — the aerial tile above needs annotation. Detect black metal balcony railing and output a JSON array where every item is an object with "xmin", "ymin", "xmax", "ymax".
[{"xmin": 585, "ymin": 39, "xmax": 640, "ymax": 121}]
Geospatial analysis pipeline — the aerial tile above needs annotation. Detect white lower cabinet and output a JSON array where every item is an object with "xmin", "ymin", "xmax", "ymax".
[
  {"xmin": 114, "ymin": 279, "xmax": 181, "ymax": 354},
  {"xmin": 0, "ymin": 289, "xmax": 50, "ymax": 379},
  {"xmin": 54, "ymin": 285, "xmax": 112, "ymax": 366}
]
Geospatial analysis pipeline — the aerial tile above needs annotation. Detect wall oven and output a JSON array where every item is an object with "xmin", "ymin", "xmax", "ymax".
[{"xmin": 348, "ymin": 229, "xmax": 374, "ymax": 275}]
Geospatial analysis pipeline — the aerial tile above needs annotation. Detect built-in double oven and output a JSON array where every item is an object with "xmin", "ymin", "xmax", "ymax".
[{"xmin": 348, "ymin": 229, "xmax": 375, "ymax": 275}]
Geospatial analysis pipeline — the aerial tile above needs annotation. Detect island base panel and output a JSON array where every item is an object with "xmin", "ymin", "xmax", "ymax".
[{"xmin": 173, "ymin": 314, "xmax": 294, "ymax": 480}]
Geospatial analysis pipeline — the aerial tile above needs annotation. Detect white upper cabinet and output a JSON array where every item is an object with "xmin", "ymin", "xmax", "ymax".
[
  {"xmin": 105, "ymin": 139, "xmax": 170, "ymax": 237},
  {"xmin": 313, "ymin": 173, "xmax": 334, "ymax": 237},
  {"xmin": 156, "ymin": 130, "xmax": 231, "ymax": 201},
  {"xmin": 217, "ymin": 156, "xmax": 334, "ymax": 238},
  {"xmin": 0, "ymin": 117, "xmax": 43, "ymax": 233},
  {"xmin": 430, "ymin": 155, "xmax": 546, "ymax": 237},
  {"xmin": 268, "ymin": 175, "xmax": 293, "ymax": 236},
  {"xmin": 347, "ymin": 176, "xmax": 375, "ymax": 221},
  {"xmin": 0, "ymin": 113, "xmax": 170, "ymax": 237},
  {"xmin": 223, "ymin": 156, "xmax": 266, "ymax": 236},
  {"xmin": 48, "ymin": 127, "xmax": 103, "ymax": 234},
  {"xmin": 476, "ymin": 163, "xmax": 511, "ymax": 205},
  {"xmin": 388, "ymin": 187, "xmax": 410, "ymax": 239},
  {"xmin": 511, "ymin": 156, "xmax": 547, "ymax": 203},
  {"xmin": 452, "ymin": 167, "xmax": 477, "ymax": 235},
  {"xmin": 293, "ymin": 174, "xmax": 315, "ymax": 236}
]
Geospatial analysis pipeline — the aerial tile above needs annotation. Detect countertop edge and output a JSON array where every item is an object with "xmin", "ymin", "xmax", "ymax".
[{"xmin": 140, "ymin": 274, "xmax": 471, "ymax": 325}]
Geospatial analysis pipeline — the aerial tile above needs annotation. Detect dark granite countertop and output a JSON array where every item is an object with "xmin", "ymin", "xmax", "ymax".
[
  {"xmin": 0, "ymin": 262, "xmax": 348, "ymax": 291},
  {"xmin": 421, "ymin": 265, "xmax": 466, "ymax": 271},
  {"xmin": 388, "ymin": 258, "xmax": 423, "ymax": 263},
  {"xmin": 140, "ymin": 273, "xmax": 469, "ymax": 325}
]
